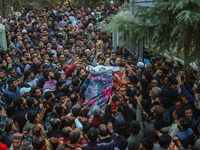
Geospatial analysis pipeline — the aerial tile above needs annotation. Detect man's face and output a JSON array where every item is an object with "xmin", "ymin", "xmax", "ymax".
[
  {"xmin": 0, "ymin": 71, "xmax": 6, "ymax": 79},
  {"xmin": 115, "ymin": 58, "xmax": 121, "ymax": 66},
  {"xmin": 146, "ymin": 65, "xmax": 152, "ymax": 73},
  {"xmin": 175, "ymin": 101, "xmax": 182, "ymax": 109},
  {"xmin": 52, "ymin": 55, "xmax": 58, "ymax": 61},
  {"xmin": 151, "ymin": 80, "xmax": 158, "ymax": 87},
  {"xmin": 12, "ymin": 80, "xmax": 18, "ymax": 88},
  {"xmin": 35, "ymin": 89, "xmax": 42, "ymax": 98},
  {"xmin": 17, "ymin": 78, "xmax": 22, "ymax": 86},
  {"xmin": 185, "ymin": 109, "xmax": 192, "ymax": 119},
  {"xmin": 173, "ymin": 61, "xmax": 179, "ymax": 69},
  {"xmin": 59, "ymin": 55, "xmax": 66, "ymax": 62},
  {"xmin": 80, "ymin": 69, "xmax": 87, "ymax": 78},
  {"xmin": 158, "ymin": 70, "xmax": 164, "ymax": 78},
  {"xmin": 32, "ymin": 58, "xmax": 39, "ymax": 65},
  {"xmin": 57, "ymin": 46, "xmax": 63, "ymax": 53},
  {"xmin": 13, "ymin": 139, "xmax": 22, "ymax": 150},
  {"xmin": 75, "ymin": 46, "xmax": 80, "ymax": 52},
  {"xmin": 22, "ymin": 58, "xmax": 27, "ymax": 65}
]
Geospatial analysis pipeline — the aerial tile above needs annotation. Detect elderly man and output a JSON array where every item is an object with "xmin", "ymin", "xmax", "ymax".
[{"xmin": 9, "ymin": 133, "xmax": 23, "ymax": 150}]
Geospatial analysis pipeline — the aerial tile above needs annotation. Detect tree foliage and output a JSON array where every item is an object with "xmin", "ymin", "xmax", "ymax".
[{"xmin": 104, "ymin": 0, "xmax": 200, "ymax": 66}]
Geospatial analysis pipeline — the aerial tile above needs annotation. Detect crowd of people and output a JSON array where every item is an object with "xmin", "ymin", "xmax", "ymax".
[{"xmin": 0, "ymin": 0, "xmax": 200, "ymax": 150}]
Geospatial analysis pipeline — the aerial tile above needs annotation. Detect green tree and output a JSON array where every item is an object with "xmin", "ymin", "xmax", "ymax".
[{"xmin": 104, "ymin": 0, "xmax": 200, "ymax": 65}]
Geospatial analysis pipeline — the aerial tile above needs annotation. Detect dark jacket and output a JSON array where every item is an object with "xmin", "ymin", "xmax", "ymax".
[{"xmin": 82, "ymin": 132, "xmax": 117, "ymax": 150}]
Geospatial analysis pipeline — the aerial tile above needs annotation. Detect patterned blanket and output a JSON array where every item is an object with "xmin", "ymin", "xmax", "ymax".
[{"xmin": 85, "ymin": 69, "xmax": 114, "ymax": 117}]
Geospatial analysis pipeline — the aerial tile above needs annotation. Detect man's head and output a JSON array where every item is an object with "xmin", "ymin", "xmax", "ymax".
[
  {"xmin": 13, "ymin": 133, "xmax": 23, "ymax": 150},
  {"xmin": 159, "ymin": 134, "xmax": 172, "ymax": 149},
  {"xmin": 139, "ymin": 138, "xmax": 154, "ymax": 150},
  {"xmin": 5, "ymin": 118, "xmax": 15, "ymax": 133},
  {"xmin": 115, "ymin": 57, "xmax": 121, "ymax": 66},
  {"xmin": 87, "ymin": 127, "xmax": 98, "ymax": 143},
  {"xmin": 149, "ymin": 87, "xmax": 162, "ymax": 100},
  {"xmin": 130, "ymin": 120, "xmax": 140, "ymax": 135},
  {"xmin": 0, "ymin": 68, "xmax": 6, "ymax": 79},
  {"xmin": 184, "ymin": 106, "xmax": 193, "ymax": 120},
  {"xmin": 34, "ymin": 138, "xmax": 46, "ymax": 150},
  {"xmin": 69, "ymin": 130, "xmax": 81, "ymax": 144},
  {"xmin": 44, "ymin": 91, "xmax": 55, "ymax": 102},
  {"xmin": 177, "ymin": 117, "xmax": 191, "ymax": 130},
  {"xmin": 8, "ymin": 78, "xmax": 18, "ymax": 89},
  {"xmin": 99, "ymin": 124, "xmax": 108, "ymax": 137},
  {"xmin": 45, "ymin": 71, "xmax": 55, "ymax": 81}
]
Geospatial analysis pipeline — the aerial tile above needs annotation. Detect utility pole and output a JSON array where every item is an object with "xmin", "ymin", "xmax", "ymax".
[{"xmin": 0, "ymin": 0, "xmax": 5, "ymax": 18}]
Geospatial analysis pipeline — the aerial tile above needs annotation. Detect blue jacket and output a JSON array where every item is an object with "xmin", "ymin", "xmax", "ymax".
[
  {"xmin": 176, "ymin": 128, "xmax": 194, "ymax": 149},
  {"xmin": 3, "ymin": 87, "xmax": 20, "ymax": 107}
]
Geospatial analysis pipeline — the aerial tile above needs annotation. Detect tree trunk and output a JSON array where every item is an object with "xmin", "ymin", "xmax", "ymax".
[
  {"xmin": 0, "ymin": 0, "xmax": 5, "ymax": 18},
  {"xmin": 184, "ymin": 41, "xmax": 190, "ymax": 61}
]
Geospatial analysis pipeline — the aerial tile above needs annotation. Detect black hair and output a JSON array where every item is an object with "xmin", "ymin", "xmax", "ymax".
[
  {"xmin": 5, "ymin": 118, "xmax": 14, "ymax": 132},
  {"xmin": 27, "ymin": 110, "xmax": 38, "ymax": 123},
  {"xmin": 87, "ymin": 127, "xmax": 98, "ymax": 142},
  {"xmin": 32, "ymin": 124, "xmax": 42, "ymax": 137},
  {"xmin": 69, "ymin": 130, "xmax": 80, "ymax": 144},
  {"xmin": 61, "ymin": 127, "xmax": 72, "ymax": 138},
  {"xmin": 13, "ymin": 96, "xmax": 23, "ymax": 107},
  {"xmin": 179, "ymin": 117, "xmax": 191, "ymax": 130},
  {"xmin": 56, "ymin": 92, "xmax": 65, "ymax": 101},
  {"xmin": 7, "ymin": 78, "xmax": 17, "ymax": 86},
  {"xmin": 165, "ymin": 62, "xmax": 172, "ymax": 68},
  {"xmin": 56, "ymin": 80, "xmax": 66, "ymax": 89},
  {"xmin": 116, "ymin": 135, "xmax": 128, "ymax": 150},
  {"xmin": 141, "ymin": 99, "xmax": 151, "ymax": 112},
  {"xmin": 63, "ymin": 85, "xmax": 70, "ymax": 96},
  {"xmin": 141, "ymin": 138, "xmax": 154, "ymax": 150},
  {"xmin": 70, "ymin": 92, "xmax": 78, "ymax": 104},
  {"xmin": 130, "ymin": 120, "xmax": 140, "ymax": 134},
  {"xmin": 82, "ymin": 121, "xmax": 91, "ymax": 134},
  {"xmin": 55, "ymin": 103, "xmax": 63, "ymax": 116},
  {"xmin": 72, "ymin": 76, "xmax": 80, "ymax": 86},
  {"xmin": 65, "ymin": 117, "xmax": 75, "ymax": 128},
  {"xmin": 175, "ymin": 108, "xmax": 185, "ymax": 119},
  {"xmin": 72, "ymin": 86, "xmax": 80, "ymax": 93},
  {"xmin": 26, "ymin": 97, "xmax": 35, "ymax": 108},
  {"xmin": 34, "ymin": 138, "xmax": 45, "ymax": 150},
  {"xmin": 160, "ymin": 97, "xmax": 171, "ymax": 109},
  {"xmin": 44, "ymin": 91, "xmax": 53, "ymax": 100},
  {"xmin": 50, "ymin": 118, "xmax": 61, "ymax": 130},
  {"xmin": 159, "ymin": 134, "xmax": 171, "ymax": 148}
]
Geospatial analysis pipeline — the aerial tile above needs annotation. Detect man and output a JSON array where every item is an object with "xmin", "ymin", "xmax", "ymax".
[
  {"xmin": 0, "ymin": 69, "xmax": 8, "ymax": 92},
  {"xmin": 127, "ymin": 95, "xmax": 143, "ymax": 150},
  {"xmin": 174, "ymin": 117, "xmax": 194, "ymax": 149},
  {"xmin": 82, "ymin": 123, "xmax": 117, "ymax": 150},
  {"xmin": 9, "ymin": 133, "xmax": 23, "ymax": 150},
  {"xmin": 32, "ymin": 124, "xmax": 53, "ymax": 150},
  {"xmin": 43, "ymin": 71, "xmax": 57, "ymax": 92},
  {"xmin": 3, "ymin": 118, "xmax": 15, "ymax": 148},
  {"xmin": 37, "ymin": 63, "xmax": 51, "ymax": 89},
  {"xmin": 20, "ymin": 87, "xmax": 31, "ymax": 99},
  {"xmin": 13, "ymin": 97, "xmax": 27, "ymax": 132},
  {"xmin": 3, "ymin": 78, "xmax": 20, "ymax": 117}
]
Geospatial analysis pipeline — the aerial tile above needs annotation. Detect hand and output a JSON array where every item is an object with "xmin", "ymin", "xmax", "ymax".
[
  {"xmin": 155, "ymin": 130, "xmax": 159, "ymax": 135},
  {"xmin": 173, "ymin": 136, "xmax": 181, "ymax": 146},
  {"xmin": 134, "ymin": 95, "xmax": 142, "ymax": 104},
  {"xmin": 88, "ymin": 66, "xmax": 93, "ymax": 74},
  {"xmin": 50, "ymin": 137, "xmax": 58, "ymax": 144},
  {"xmin": 1, "ymin": 106, "xmax": 7, "ymax": 117},
  {"xmin": 176, "ymin": 75, "xmax": 182, "ymax": 85},
  {"xmin": 107, "ymin": 122, "xmax": 114, "ymax": 133},
  {"xmin": 85, "ymin": 99, "xmax": 91, "ymax": 104}
]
